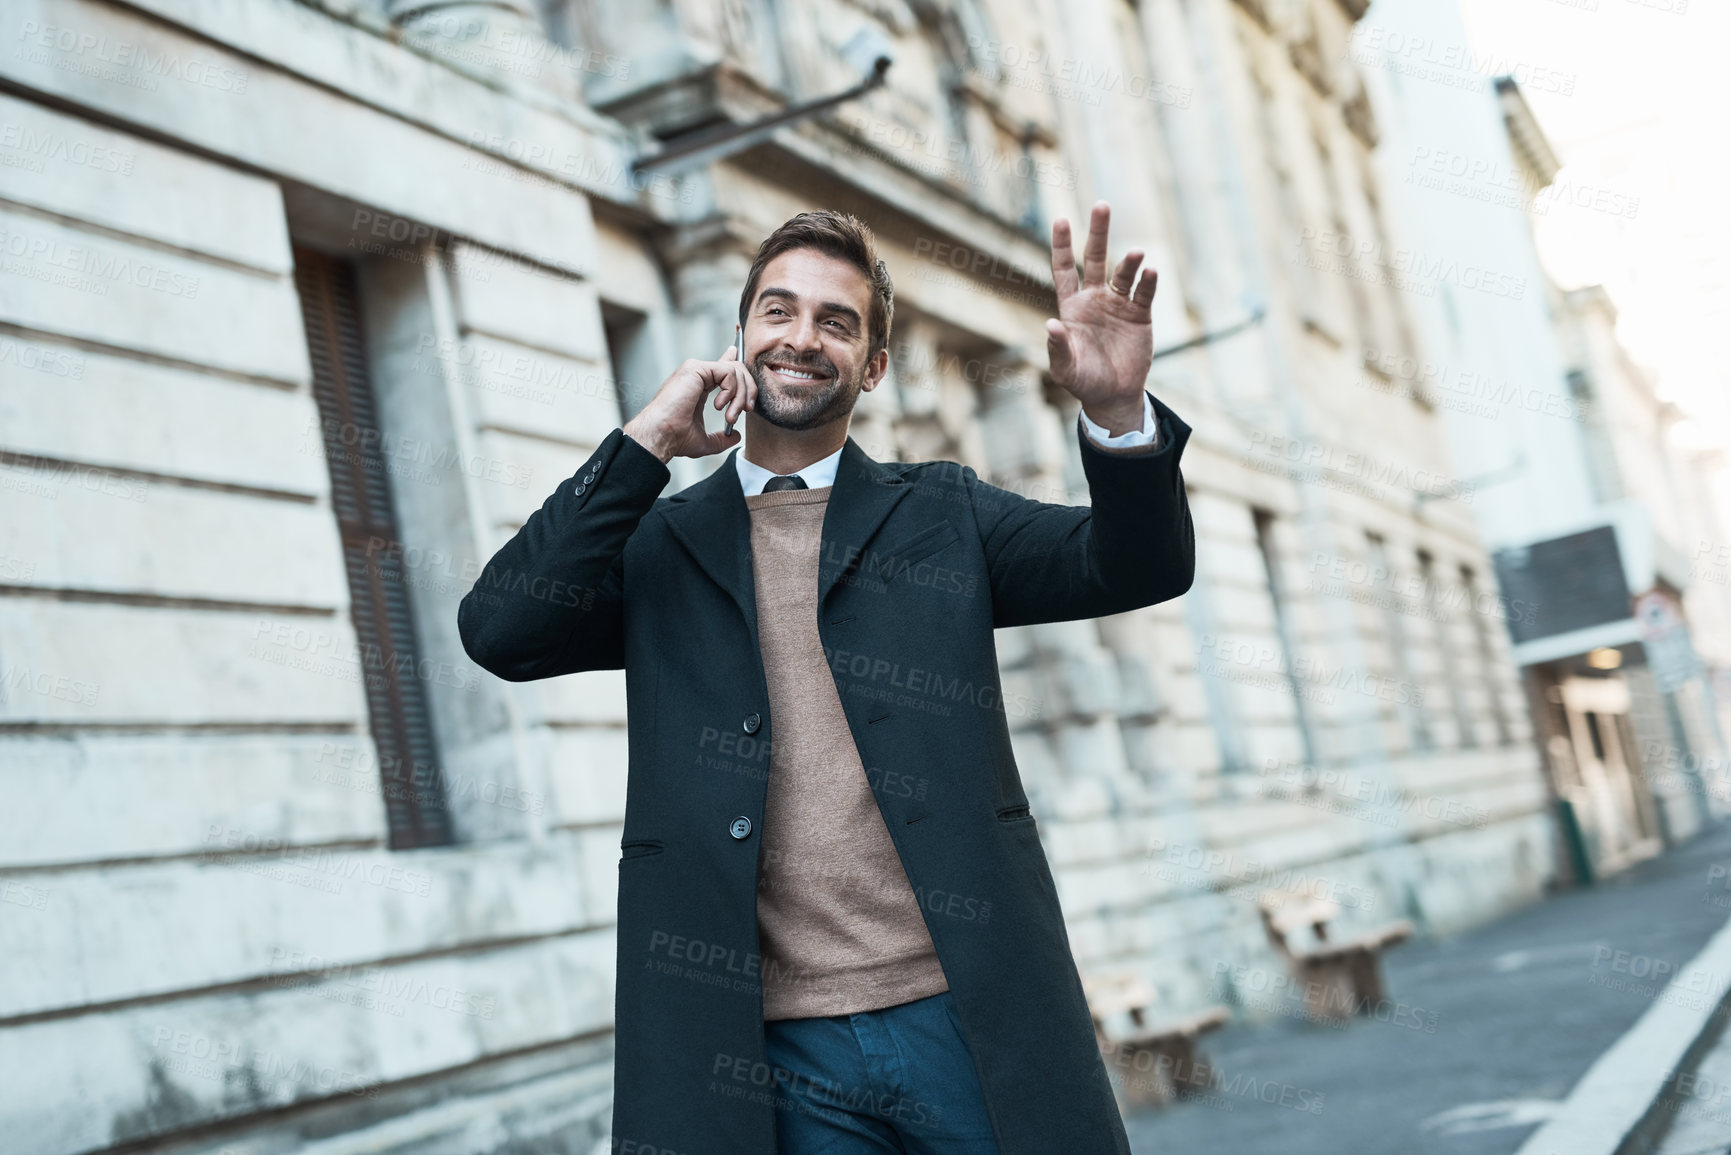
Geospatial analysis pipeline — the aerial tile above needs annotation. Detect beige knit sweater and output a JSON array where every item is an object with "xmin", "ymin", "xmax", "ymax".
[{"xmin": 745, "ymin": 485, "xmax": 952, "ymax": 1021}]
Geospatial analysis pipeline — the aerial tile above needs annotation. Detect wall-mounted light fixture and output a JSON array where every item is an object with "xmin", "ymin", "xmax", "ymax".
[{"xmin": 633, "ymin": 26, "xmax": 895, "ymax": 177}]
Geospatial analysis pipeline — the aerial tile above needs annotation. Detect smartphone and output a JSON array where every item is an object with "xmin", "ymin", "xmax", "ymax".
[{"xmin": 726, "ymin": 322, "xmax": 741, "ymax": 436}]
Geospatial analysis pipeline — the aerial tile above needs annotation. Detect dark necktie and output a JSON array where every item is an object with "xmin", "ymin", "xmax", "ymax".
[{"xmin": 762, "ymin": 474, "xmax": 808, "ymax": 493}]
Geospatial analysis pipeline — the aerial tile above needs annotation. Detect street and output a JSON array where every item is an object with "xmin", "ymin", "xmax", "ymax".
[{"xmin": 1129, "ymin": 823, "xmax": 1731, "ymax": 1154}]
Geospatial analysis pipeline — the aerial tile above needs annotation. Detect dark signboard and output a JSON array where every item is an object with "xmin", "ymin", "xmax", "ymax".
[{"xmin": 1492, "ymin": 525, "xmax": 1630, "ymax": 645}]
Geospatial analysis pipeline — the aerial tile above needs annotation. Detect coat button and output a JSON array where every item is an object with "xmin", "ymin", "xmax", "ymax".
[
  {"xmin": 575, "ymin": 484, "xmax": 587, "ymax": 495},
  {"xmin": 729, "ymin": 816, "xmax": 752, "ymax": 840},
  {"xmin": 742, "ymin": 712, "xmax": 761, "ymax": 734}
]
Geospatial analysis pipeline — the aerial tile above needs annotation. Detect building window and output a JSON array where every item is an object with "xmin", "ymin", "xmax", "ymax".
[
  {"xmin": 1417, "ymin": 549, "xmax": 1475, "ymax": 749},
  {"xmin": 1460, "ymin": 564, "xmax": 1515, "ymax": 746},
  {"xmin": 601, "ymin": 302, "xmax": 654, "ymax": 422},
  {"xmin": 1366, "ymin": 531, "xmax": 1432, "ymax": 752},
  {"xmin": 1248, "ymin": 58, "xmax": 1322, "ymax": 316},
  {"xmin": 1253, "ymin": 508, "xmax": 1317, "ymax": 766},
  {"xmin": 1310, "ymin": 123, "xmax": 1375, "ymax": 349},
  {"xmin": 293, "ymin": 247, "xmax": 455, "ymax": 850}
]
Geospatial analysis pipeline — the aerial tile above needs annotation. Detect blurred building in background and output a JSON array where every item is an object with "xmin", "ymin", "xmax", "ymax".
[
  {"xmin": 1357, "ymin": 0, "xmax": 1731, "ymax": 885},
  {"xmin": 1, "ymin": 0, "xmax": 1711, "ymax": 1151}
]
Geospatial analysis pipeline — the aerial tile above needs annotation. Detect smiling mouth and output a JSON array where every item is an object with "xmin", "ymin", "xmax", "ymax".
[{"xmin": 764, "ymin": 362, "xmax": 833, "ymax": 385}]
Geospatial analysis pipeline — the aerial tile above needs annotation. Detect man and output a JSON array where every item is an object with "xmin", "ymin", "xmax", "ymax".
[{"xmin": 458, "ymin": 203, "xmax": 1194, "ymax": 1154}]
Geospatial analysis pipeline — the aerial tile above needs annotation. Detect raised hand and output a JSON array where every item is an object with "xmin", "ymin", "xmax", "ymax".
[
  {"xmin": 622, "ymin": 343, "xmax": 757, "ymax": 464},
  {"xmin": 1046, "ymin": 201, "xmax": 1157, "ymax": 435}
]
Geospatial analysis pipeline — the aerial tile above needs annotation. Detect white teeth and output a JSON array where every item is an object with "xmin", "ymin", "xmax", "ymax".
[{"xmin": 774, "ymin": 366, "xmax": 823, "ymax": 381}]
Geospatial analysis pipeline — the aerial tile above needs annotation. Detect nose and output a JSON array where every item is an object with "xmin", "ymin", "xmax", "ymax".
[{"xmin": 782, "ymin": 312, "xmax": 824, "ymax": 356}]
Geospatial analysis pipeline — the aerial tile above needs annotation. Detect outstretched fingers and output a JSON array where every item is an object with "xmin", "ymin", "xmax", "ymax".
[
  {"xmin": 1109, "ymin": 248, "xmax": 1144, "ymax": 297},
  {"xmin": 1131, "ymin": 265, "xmax": 1159, "ymax": 308},
  {"xmin": 1080, "ymin": 201, "xmax": 1111, "ymax": 287},
  {"xmin": 1050, "ymin": 216, "xmax": 1081, "ymax": 300},
  {"xmin": 1046, "ymin": 317, "xmax": 1074, "ymax": 379}
]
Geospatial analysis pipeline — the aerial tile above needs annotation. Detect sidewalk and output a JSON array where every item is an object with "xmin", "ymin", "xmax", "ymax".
[
  {"xmin": 1126, "ymin": 821, "xmax": 1731, "ymax": 1155},
  {"xmin": 1654, "ymin": 1015, "xmax": 1731, "ymax": 1155}
]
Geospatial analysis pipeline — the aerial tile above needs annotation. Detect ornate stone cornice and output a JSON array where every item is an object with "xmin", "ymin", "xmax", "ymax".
[{"xmin": 1496, "ymin": 77, "xmax": 1562, "ymax": 187}]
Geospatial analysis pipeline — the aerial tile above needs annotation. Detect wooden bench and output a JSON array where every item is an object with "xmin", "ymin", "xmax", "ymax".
[
  {"xmin": 1257, "ymin": 890, "xmax": 1413, "ymax": 1023},
  {"xmin": 1083, "ymin": 971, "xmax": 1230, "ymax": 1108}
]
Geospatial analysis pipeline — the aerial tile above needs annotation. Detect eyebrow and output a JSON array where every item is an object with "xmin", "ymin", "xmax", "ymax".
[{"xmin": 755, "ymin": 287, "xmax": 862, "ymax": 329}]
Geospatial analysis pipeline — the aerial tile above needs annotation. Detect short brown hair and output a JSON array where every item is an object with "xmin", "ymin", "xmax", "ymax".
[{"xmin": 738, "ymin": 211, "xmax": 894, "ymax": 361}]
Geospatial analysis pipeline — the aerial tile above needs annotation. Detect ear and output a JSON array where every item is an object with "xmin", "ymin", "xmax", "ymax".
[{"xmin": 860, "ymin": 347, "xmax": 890, "ymax": 392}]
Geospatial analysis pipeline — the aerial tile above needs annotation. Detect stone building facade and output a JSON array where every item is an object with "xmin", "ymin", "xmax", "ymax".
[
  {"xmin": 1355, "ymin": 0, "xmax": 1731, "ymax": 884},
  {"xmin": 0, "ymin": 0, "xmax": 1551, "ymax": 1150}
]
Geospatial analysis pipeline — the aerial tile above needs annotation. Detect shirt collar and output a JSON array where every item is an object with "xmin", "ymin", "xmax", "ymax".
[{"xmin": 736, "ymin": 442, "xmax": 844, "ymax": 497}]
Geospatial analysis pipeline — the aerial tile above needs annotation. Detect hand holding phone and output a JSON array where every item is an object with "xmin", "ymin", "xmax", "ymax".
[
  {"xmin": 720, "ymin": 323, "xmax": 746, "ymax": 437},
  {"xmin": 620, "ymin": 326, "xmax": 756, "ymax": 464}
]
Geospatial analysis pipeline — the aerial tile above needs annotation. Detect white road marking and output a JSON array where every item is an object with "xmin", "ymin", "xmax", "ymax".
[{"xmin": 1421, "ymin": 1099, "xmax": 1562, "ymax": 1135}]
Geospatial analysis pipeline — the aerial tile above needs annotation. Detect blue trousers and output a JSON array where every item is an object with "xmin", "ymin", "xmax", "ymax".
[{"xmin": 762, "ymin": 990, "xmax": 1001, "ymax": 1153}]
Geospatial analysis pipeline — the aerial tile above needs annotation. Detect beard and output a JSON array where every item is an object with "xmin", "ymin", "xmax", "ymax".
[{"xmin": 748, "ymin": 349, "xmax": 863, "ymax": 432}]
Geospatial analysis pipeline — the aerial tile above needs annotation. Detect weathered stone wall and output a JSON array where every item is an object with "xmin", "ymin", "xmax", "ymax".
[{"xmin": 0, "ymin": 0, "xmax": 1552, "ymax": 1150}]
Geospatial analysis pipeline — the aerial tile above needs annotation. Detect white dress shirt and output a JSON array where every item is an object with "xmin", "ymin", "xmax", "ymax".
[
  {"xmin": 736, "ymin": 443, "xmax": 845, "ymax": 496},
  {"xmin": 1077, "ymin": 393, "xmax": 1159, "ymax": 451},
  {"xmin": 735, "ymin": 395, "xmax": 1159, "ymax": 496}
]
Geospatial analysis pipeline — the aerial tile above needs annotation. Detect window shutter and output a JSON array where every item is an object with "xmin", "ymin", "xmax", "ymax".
[{"xmin": 293, "ymin": 247, "xmax": 454, "ymax": 850}]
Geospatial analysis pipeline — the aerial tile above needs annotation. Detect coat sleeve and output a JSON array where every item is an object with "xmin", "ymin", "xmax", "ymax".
[
  {"xmin": 457, "ymin": 426, "xmax": 670, "ymax": 680},
  {"xmin": 966, "ymin": 392, "xmax": 1195, "ymax": 628}
]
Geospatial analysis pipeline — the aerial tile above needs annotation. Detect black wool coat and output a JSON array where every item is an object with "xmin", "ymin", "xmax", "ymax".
[{"xmin": 457, "ymin": 392, "xmax": 1195, "ymax": 1154}]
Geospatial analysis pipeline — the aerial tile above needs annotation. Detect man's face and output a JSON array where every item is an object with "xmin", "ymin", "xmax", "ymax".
[{"xmin": 741, "ymin": 248, "xmax": 889, "ymax": 432}]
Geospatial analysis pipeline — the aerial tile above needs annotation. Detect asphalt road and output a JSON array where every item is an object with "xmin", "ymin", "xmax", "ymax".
[{"xmin": 1127, "ymin": 821, "xmax": 1731, "ymax": 1155}]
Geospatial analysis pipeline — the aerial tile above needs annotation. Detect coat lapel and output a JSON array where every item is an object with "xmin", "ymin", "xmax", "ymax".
[
  {"xmin": 816, "ymin": 435, "xmax": 912, "ymax": 607},
  {"xmin": 661, "ymin": 436, "xmax": 913, "ymax": 645},
  {"xmin": 662, "ymin": 449, "xmax": 758, "ymax": 643}
]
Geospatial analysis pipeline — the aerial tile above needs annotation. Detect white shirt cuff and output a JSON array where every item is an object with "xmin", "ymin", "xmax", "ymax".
[{"xmin": 1079, "ymin": 394, "xmax": 1158, "ymax": 449}]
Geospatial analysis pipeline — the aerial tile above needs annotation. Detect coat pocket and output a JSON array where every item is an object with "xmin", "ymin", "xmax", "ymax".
[
  {"xmin": 996, "ymin": 803, "xmax": 1033, "ymax": 823},
  {"xmin": 871, "ymin": 519, "xmax": 960, "ymax": 578},
  {"xmin": 619, "ymin": 839, "xmax": 665, "ymax": 861}
]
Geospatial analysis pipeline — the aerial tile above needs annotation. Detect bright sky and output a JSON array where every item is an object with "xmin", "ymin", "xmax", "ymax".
[{"xmin": 1454, "ymin": 0, "xmax": 1731, "ymax": 453}]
